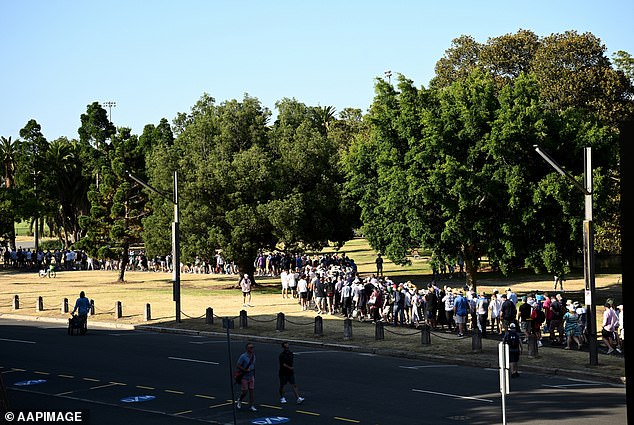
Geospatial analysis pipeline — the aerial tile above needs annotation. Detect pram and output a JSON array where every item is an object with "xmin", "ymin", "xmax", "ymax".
[{"xmin": 68, "ymin": 314, "xmax": 87, "ymax": 336}]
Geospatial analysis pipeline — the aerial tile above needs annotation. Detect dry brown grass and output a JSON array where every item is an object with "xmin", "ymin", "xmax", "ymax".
[{"xmin": 0, "ymin": 239, "xmax": 624, "ymax": 382}]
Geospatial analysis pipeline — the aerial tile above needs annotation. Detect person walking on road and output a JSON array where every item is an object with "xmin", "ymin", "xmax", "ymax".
[
  {"xmin": 278, "ymin": 342, "xmax": 305, "ymax": 405},
  {"xmin": 236, "ymin": 342, "xmax": 257, "ymax": 411}
]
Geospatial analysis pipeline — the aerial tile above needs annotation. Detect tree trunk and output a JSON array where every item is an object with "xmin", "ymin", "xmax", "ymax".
[
  {"xmin": 237, "ymin": 259, "xmax": 257, "ymax": 286},
  {"xmin": 465, "ymin": 258, "xmax": 478, "ymax": 291}
]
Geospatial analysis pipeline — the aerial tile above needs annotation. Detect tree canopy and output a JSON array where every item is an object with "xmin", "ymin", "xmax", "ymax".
[
  {"xmin": 344, "ymin": 30, "xmax": 631, "ymax": 287},
  {"xmin": 1, "ymin": 29, "xmax": 628, "ymax": 290}
]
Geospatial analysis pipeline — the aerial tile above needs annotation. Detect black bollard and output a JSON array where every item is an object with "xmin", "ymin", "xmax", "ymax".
[
  {"xmin": 61, "ymin": 298, "xmax": 69, "ymax": 313},
  {"xmin": 421, "ymin": 324, "xmax": 431, "ymax": 345},
  {"xmin": 144, "ymin": 303, "xmax": 152, "ymax": 321},
  {"xmin": 205, "ymin": 307, "xmax": 214, "ymax": 325},
  {"xmin": 472, "ymin": 329, "xmax": 482, "ymax": 352},
  {"xmin": 314, "ymin": 316, "xmax": 323, "ymax": 335},
  {"xmin": 528, "ymin": 332, "xmax": 539, "ymax": 357},
  {"xmin": 239, "ymin": 310, "xmax": 248, "ymax": 328},
  {"xmin": 13, "ymin": 295, "xmax": 19, "ymax": 310},
  {"xmin": 36, "ymin": 296, "xmax": 43, "ymax": 312},
  {"xmin": 115, "ymin": 301, "xmax": 122, "ymax": 319},
  {"xmin": 276, "ymin": 312, "xmax": 285, "ymax": 332},
  {"xmin": 343, "ymin": 318, "xmax": 353, "ymax": 340},
  {"xmin": 375, "ymin": 321, "xmax": 385, "ymax": 340}
]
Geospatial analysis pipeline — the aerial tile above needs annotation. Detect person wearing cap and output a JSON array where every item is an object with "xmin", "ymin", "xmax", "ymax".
[
  {"xmin": 393, "ymin": 283, "xmax": 405, "ymax": 326},
  {"xmin": 563, "ymin": 304, "xmax": 582, "ymax": 350},
  {"xmin": 240, "ymin": 273, "xmax": 253, "ymax": 307},
  {"xmin": 506, "ymin": 287, "xmax": 518, "ymax": 305},
  {"xmin": 475, "ymin": 291, "xmax": 489, "ymax": 337},
  {"xmin": 453, "ymin": 290, "xmax": 468, "ymax": 337},
  {"xmin": 518, "ymin": 296, "xmax": 532, "ymax": 344},
  {"xmin": 530, "ymin": 302, "xmax": 546, "ymax": 347},
  {"xmin": 442, "ymin": 288, "xmax": 456, "ymax": 332},
  {"xmin": 500, "ymin": 294, "xmax": 517, "ymax": 333},
  {"xmin": 503, "ymin": 322, "xmax": 522, "ymax": 377},
  {"xmin": 573, "ymin": 302, "xmax": 588, "ymax": 345},
  {"xmin": 549, "ymin": 295, "xmax": 565, "ymax": 345},
  {"xmin": 489, "ymin": 290, "xmax": 502, "ymax": 334}
]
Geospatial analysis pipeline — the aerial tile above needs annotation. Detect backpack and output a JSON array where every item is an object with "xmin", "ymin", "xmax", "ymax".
[{"xmin": 504, "ymin": 332, "xmax": 520, "ymax": 350}]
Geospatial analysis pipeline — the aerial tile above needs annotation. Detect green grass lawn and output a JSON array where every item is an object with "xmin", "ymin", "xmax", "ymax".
[{"xmin": 0, "ymin": 237, "xmax": 623, "ymax": 381}]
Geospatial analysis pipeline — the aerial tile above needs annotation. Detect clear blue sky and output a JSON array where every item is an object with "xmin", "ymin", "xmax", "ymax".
[{"xmin": 2, "ymin": 0, "xmax": 633, "ymax": 141}]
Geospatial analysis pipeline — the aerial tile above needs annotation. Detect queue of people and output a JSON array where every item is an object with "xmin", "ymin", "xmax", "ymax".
[{"xmin": 273, "ymin": 265, "xmax": 624, "ymax": 358}]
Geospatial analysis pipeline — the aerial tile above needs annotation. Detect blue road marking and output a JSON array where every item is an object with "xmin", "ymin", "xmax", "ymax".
[
  {"xmin": 120, "ymin": 395, "xmax": 156, "ymax": 403},
  {"xmin": 251, "ymin": 417, "xmax": 290, "ymax": 425},
  {"xmin": 14, "ymin": 379, "xmax": 47, "ymax": 386}
]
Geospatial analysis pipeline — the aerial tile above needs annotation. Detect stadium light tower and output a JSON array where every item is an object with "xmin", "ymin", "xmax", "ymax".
[{"xmin": 103, "ymin": 101, "xmax": 116, "ymax": 123}]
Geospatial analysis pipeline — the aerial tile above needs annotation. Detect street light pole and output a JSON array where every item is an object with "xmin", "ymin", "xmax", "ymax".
[
  {"xmin": 534, "ymin": 146, "xmax": 598, "ymax": 365},
  {"xmin": 126, "ymin": 170, "xmax": 181, "ymax": 323}
]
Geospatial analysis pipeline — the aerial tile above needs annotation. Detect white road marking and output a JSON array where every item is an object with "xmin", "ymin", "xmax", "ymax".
[
  {"xmin": 0, "ymin": 337, "xmax": 36, "ymax": 344},
  {"xmin": 412, "ymin": 388, "xmax": 493, "ymax": 403},
  {"xmin": 400, "ymin": 364, "xmax": 458, "ymax": 370},
  {"xmin": 168, "ymin": 356, "xmax": 219, "ymax": 365},
  {"xmin": 294, "ymin": 350, "xmax": 340, "ymax": 355},
  {"xmin": 542, "ymin": 383, "xmax": 603, "ymax": 389}
]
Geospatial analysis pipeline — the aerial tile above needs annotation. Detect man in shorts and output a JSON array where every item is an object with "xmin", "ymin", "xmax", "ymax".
[
  {"xmin": 236, "ymin": 342, "xmax": 257, "ymax": 411},
  {"xmin": 240, "ymin": 274, "xmax": 252, "ymax": 307},
  {"xmin": 278, "ymin": 342, "xmax": 305, "ymax": 405}
]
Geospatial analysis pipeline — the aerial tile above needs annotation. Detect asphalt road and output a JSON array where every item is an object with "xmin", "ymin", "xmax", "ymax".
[{"xmin": 1, "ymin": 318, "xmax": 626, "ymax": 425}]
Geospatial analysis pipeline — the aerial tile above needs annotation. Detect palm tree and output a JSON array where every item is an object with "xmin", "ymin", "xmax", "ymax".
[
  {"xmin": 46, "ymin": 138, "xmax": 90, "ymax": 247},
  {"xmin": 312, "ymin": 105, "xmax": 337, "ymax": 135},
  {"xmin": 0, "ymin": 136, "xmax": 17, "ymax": 188},
  {"xmin": 0, "ymin": 135, "xmax": 18, "ymax": 249}
]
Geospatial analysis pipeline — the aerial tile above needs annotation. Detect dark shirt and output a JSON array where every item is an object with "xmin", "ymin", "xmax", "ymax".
[
  {"xmin": 314, "ymin": 280, "xmax": 326, "ymax": 297},
  {"xmin": 501, "ymin": 299, "xmax": 516, "ymax": 321},
  {"xmin": 519, "ymin": 302, "xmax": 532, "ymax": 320},
  {"xmin": 279, "ymin": 349, "xmax": 294, "ymax": 376},
  {"xmin": 550, "ymin": 300, "xmax": 564, "ymax": 320}
]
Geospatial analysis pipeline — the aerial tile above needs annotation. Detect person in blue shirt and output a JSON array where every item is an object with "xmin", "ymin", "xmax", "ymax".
[
  {"xmin": 72, "ymin": 291, "xmax": 91, "ymax": 318},
  {"xmin": 71, "ymin": 291, "xmax": 90, "ymax": 334},
  {"xmin": 453, "ymin": 291, "xmax": 468, "ymax": 337},
  {"xmin": 236, "ymin": 342, "xmax": 257, "ymax": 412}
]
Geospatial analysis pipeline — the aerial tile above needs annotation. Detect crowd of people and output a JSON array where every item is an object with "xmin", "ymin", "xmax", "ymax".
[
  {"xmin": 265, "ymin": 260, "xmax": 624, "ymax": 357},
  {"xmin": 0, "ymin": 246, "xmax": 242, "ymax": 275}
]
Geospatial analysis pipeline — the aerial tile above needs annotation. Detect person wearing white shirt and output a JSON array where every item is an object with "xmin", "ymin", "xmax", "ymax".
[
  {"xmin": 280, "ymin": 270, "xmax": 289, "ymax": 299},
  {"xmin": 297, "ymin": 276, "xmax": 308, "ymax": 310}
]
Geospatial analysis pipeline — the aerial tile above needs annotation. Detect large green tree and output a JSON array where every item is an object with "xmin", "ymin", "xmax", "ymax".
[
  {"xmin": 345, "ymin": 65, "xmax": 621, "ymax": 288},
  {"xmin": 78, "ymin": 127, "xmax": 149, "ymax": 282},
  {"xmin": 143, "ymin": 94, "xmax": 356, "ymax": 279}
]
